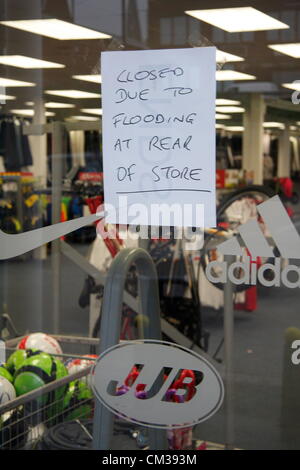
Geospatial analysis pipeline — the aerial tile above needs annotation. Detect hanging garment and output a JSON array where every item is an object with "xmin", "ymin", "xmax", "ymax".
[
  {"xmin": 270, "ymin": 137, "xmax": 279, "ymax": 175},
  {"xmin": 0, "ymin": 121, "xmax": 5, "ymax": 156},
  {"xmin": 70, "ymin": 130, "xmax": 85, "ymax": 167},
  {"xmin": 0, "ymin": 119, "xmax": 23, "ymax": 170},
  {"xmin": 14, "ymin": 120, "xmax": 25, "ymax": 168},
  {"xmin": 263, "ymin": 155, "xmax": 274, "ymax": 180},
  {"xmin": 0, "ymin": 157, "xmax": 5, "ymax": 172},
  {"xmin": 60, "ymin": 128, "xmax": 72, "ymax": 176},
  {"xmin": 227, "ymin": 141, "xmax": 234, "ymax": 168},
  {"xmin": 84, "ymin": 131, "xmax": 102, "ymax": 171},
  {"xmin": 46, "ymin": 132, "xmax": 52, "ymax": 177},
  {"xmin": 47, "ymin": 128, "xmax": 72, "ymax": 179},
  {"xmin": 270, "ymin": 136, "xmax": 279, "ymax": 158},
  {"xmin": 0, "ymin": 118, "xmax": 33, "ymax": 171},
  {"xmin": 70, "ymin": 196, "xmax": 83, "ymax": 218},
  {"xmin": 231, "ymin": 135, "xmax": 242, "ymax": 156},
  {"xmin": 263, "ymin": 132, "xmax": 271, "ymax": 155},
  {"xmin": 290, "ymin": 136, "xmax": 300, "ymax": 172},
  {"xmin": 21, "ymin": 132, "xmax": 33, "ymax": 167},
  {"xmin": 61, "ymin": 196, "xmax": 71, "ymax": 222},
  {"xmin": 216, "ymin": 134, "xmax": 229, "ymax": 169}
]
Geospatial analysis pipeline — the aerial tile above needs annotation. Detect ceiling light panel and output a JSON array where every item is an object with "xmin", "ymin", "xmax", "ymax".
[
  {"xmin": 26, "ymin": 101, "xmax": 75, "ymax": 108},
  {"xmin": 0, "ymin": 19, "xmax": 112, "ymax": 40},
  {"xmin": 0, "ymin": 77, "xmax": 35, "ymax": 87},
  {"xmin": 282, "ymin": 83, "xmax": 300, "ymax": 91},
  {"xmin": 73, "ymin": 75, "xmax": 102, "ymax": 84},
  {"xmin": 45, "ymin": 102, "xmax": 75, "ymax": 108},
  {"xmin": 0, "ymin": 55, "xmax": 64, "ymax": 69},
  {"xmin": 263, "ymin": 122, "xmax": 285, "ymax": 129},
  {"xmin": 81, "ymin": 108, "xmax": 103, "ymax": 115},
  {"xmin": 12, "ymin": 109, "xmax": 55, "ymax": 117},
  {"xmin": 269, "ymin": 43, "xmax": 300, "ymax": 58},
  {"xmin": 216, "ymin": 50, "xmax": 244, "ymax": 63},
  {"xmin": 216, "ymin": 99, "xmax": 241, "ymax": 105},
  {"xmin": 45, "ymin": 90, "xmax": 100, "ymax": 99},
  {"xmin": 226, "ymin": 126, "xmax": 245, "ymax": 132},
  {"xmin": 185, "ymin": 7, "xmax": 289, "ymax": 33},
  {"xmin": 216, "ymin": 113, "xmax": 231, "ymax": 119},
  {"xmin": 68, "ymin": 116, "xmax": 100, "ymax": 121},
  {"xmin": 0, "ymin": 94, "xmax": 15, "ymax": 101},
  {"xmin": 216, "ymin": 106, "xmax": 245, "ymax": 113},
  {"xmin": 216, "ymin": 70, "xmax": 256, "ymax": 81}
]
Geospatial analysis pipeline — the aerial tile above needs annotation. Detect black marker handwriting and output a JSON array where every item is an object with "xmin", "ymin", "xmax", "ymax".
[
  {"xmin": 112, "ymin": 112, "xmax": 197, "ymax": 128},
  {"xmin": 117, "ymin": 67, "xmax": 184, "ymax": 83},
  {"xmin": 151, "ymin": 166, "xmax": 202, "ymax": 182},
  {"xmin": 115, "ymin": 88, "xmax": 149, "ymax": 104},
  {"xmin": 149, "ymin": 136, "xmax": 192, "ymax": 151}
]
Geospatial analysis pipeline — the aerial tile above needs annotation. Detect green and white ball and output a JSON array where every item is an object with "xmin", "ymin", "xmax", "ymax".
[
  {"xmin": 0, "ymin": 376, "xmax": 16, "ymax": 404},
  {"xmin": 61, "ymin": 380, "xmax": 93, "ymax": 421},
  {"xmin": 6, "ymin": 349, "xmax": 41, "ymax": 376},
  {"xmin": 0, "ymin": 364, "xmax": 13, "ymax": 383},
  {"xmin": 14, "ymin": 352, "xmax": 68, "ymax": 405}
]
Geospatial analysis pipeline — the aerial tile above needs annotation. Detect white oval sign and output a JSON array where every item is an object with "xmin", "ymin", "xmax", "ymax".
[{"xmin": 91, "ymin": 340, "xmax": 224, "ymax": 429}]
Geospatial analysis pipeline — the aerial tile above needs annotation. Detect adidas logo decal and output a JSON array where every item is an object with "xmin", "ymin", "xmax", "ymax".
[{"xmin": 205, "ymin": 195, "xmax": 300, "ymax": 288}]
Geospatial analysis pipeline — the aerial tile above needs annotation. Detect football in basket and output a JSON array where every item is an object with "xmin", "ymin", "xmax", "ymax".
[
  {"xmin": 0, "ymin": 364, "xmax": 13, "ymax": 383},
  {"xmin": 13, "ymin": 352, "xmax": 68, "ymax": 405},
  {"xmin": 65, "ymin": 355, "xmax": 97, "ymax": 387},
  {"xmin": 17, "ymin": 333, "xmax": 62, "ymax": 356},
  {"xmin": 7, "ymin": 349, "xmax": 42, "ymax": 376},
  {"xmin": 0, "ymin": 376, "xmax": 16, "ymax": 404}
]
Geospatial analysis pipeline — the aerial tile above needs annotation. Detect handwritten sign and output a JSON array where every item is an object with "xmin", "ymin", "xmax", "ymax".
[{"xmin": 101, "ymin": 47, "xmax": 216, "ymax": 227}]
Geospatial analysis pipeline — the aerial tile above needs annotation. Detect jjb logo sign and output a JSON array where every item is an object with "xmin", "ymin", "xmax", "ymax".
[{"xmin": 91, "ymin": 340, "xmax": 224, "ymax": 429}]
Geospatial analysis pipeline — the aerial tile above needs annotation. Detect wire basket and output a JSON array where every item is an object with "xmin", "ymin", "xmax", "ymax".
[
  {"xmin": 0, "ymin": 335, "xmax": 97, "ymax": 450},
  {"xmin": 1, "ymin": 335, "xmax": 196, "ymax": 450}
]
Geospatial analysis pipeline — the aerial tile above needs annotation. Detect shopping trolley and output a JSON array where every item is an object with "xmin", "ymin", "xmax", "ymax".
[
  {"xmin": 0, "ymin": 335, "xmax": 97, "ymax": 450},
  {"xmin": 0, "ymin": 335, "xmax": 161, "ymax": 450}
]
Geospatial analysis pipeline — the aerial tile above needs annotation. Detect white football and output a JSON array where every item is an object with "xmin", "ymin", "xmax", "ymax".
[
  {"xmin": 65, "ymin": 356, "xmax": 96, "ymax": 386},
  {"xmin": 17, "ymin": 333, "xmax": 62, "ymax": 356}
]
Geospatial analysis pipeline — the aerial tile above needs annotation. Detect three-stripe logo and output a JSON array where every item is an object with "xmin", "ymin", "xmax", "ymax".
[{"xmin": 205, "ymin": 195, "xmax": 300, "ymax": 288}]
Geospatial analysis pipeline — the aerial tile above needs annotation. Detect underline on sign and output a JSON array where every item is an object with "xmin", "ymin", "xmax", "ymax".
[{"xmin": 116, "ymin": 189, "xmax": 212, "ymax": 194}]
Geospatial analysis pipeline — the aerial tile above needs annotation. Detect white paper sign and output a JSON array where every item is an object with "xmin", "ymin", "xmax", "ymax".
[{"xmin": 101, "ymin": 47, "xmax": 216, "ymax": 227}]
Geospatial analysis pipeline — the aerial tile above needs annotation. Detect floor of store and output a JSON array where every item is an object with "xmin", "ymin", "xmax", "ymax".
[{"xmin": 1, "ymin": 221, "xmax": 300, "ymax": 450}]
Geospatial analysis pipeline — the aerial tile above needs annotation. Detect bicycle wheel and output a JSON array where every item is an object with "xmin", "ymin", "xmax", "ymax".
[{"xmin": 201, "ymin": 184, "xmax": 276, "ymax": 292}]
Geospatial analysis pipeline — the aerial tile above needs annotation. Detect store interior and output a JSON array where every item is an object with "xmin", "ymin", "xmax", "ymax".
[{"xmin": 1, "ymin": 0, "xmax": 300, "ymax": 451}]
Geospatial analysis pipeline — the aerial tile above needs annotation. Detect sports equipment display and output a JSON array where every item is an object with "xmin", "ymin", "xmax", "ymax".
[{"xmin": 17, "ymin": 333, "xmax": 62, "ymax": 356}]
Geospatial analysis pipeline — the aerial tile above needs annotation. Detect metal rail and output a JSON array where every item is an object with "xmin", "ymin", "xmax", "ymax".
[{"xmin": 92, "ymin": 247, "xmax": 168, "ymax": 450}]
